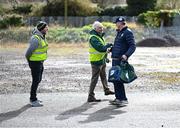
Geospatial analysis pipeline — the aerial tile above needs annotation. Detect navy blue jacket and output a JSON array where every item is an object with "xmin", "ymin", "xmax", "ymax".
[{"xmin": 112, "ymin": 26, "xmax": 136, "ymax": 59}]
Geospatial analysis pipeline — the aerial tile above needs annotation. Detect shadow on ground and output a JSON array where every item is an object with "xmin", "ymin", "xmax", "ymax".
[
  {"xmin": 55, "ymin": 100, "xmax": 126, "ymax": 123},
  {"xmin": 0, "ymin": 104, "xmax": 31, "ymax": 124},
  {"xmin": 55, "ymin": 102, "xmax": 97, "ymax": 120},
  {"xmin": 79, "ymin": 105, "xmax": 126, "ymax": 123}
]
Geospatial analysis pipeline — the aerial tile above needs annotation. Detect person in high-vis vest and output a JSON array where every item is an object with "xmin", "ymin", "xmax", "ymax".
[
  {"xmin": 87, "ymin": 21, "xmax": 115, "ymax": 102},
  {"xmin": 25, "ymin": 21, "xmax": 48, "ymax": 107}
]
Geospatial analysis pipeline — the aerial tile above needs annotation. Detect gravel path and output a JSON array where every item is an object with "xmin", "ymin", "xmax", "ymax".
[{"xmin": 0, "ymin": 47, "xmax": 180, "ymax": 94}]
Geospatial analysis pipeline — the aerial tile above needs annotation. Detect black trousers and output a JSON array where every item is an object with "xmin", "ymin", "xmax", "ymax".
[
  {"xmin": 28, "ymin": 61, "xmax": 44, "ymax": 102},
  {"xmin": 112, "ymin": 60, "xmax": 127, "ymax": 101}
]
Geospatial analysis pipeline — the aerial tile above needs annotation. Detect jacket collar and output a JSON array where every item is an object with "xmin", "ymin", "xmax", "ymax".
[
  {"xmin": 32, "ymin": 27, "xmax": 45, "ymax": 39},
  {"xmin": 116, "ymin": 26, "xmax": 128, "ymax": 33}
]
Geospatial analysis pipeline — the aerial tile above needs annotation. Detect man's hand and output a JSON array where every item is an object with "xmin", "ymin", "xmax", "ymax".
[
  {"xmin": 106, "ymin": 58, "xmax": 110, "ymax": 63},
  {"xmin": 106, "ymin": 43, "xmax": 113, "ymax": 53},
  {"xmin": 106, "ymin": 43, "xmax": 113, "ymax": 48},
  {"xmin": 121, "ymin": 55, "xmax": 128, "ymax": 61},
  {"xmin": 107, "ymin": 47, "xmax": 113, "ymax": 53}
]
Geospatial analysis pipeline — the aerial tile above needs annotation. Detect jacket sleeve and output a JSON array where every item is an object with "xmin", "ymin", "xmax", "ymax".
[
  {"xmin": 124, "ymin": 31, "xmax": 136, "ymax": 57},
  {"xmin": 90, "ymin": 37, "xmax": 111, "ymax": 52},
  {"xmin": 25, "ymin": 36, "xmax": 39, "ymax": 60}
]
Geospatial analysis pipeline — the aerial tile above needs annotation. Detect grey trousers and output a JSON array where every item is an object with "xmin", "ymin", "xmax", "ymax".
[{"xmin": 88, "ymin": 64, "xmax": 110, "ymax": 98}]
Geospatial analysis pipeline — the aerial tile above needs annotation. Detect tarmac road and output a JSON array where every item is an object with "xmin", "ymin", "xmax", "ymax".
[{"xmin": 1, "ymin": 91, "xmax": 180, "ymax": 128}]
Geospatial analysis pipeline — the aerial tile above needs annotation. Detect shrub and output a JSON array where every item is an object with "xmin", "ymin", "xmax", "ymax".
[
  {"xmin": 47, "ymin": 27, "xmax": 89, "ymax": 43},
  {"xmin": 82, "ymin": 22, "xmax": 115, "ymax": 30},
  {"xmin": 0, "ymin": 15, "xmax": 24, "ymax": 29},
  {"xmin": 127, "ymin": 0, "xmax": 157, "ymax": 16},
  {"xmin": 0, "ymin": 4, "xmax": 10, "ymax": 16},
  {"xmin": 156, "ymin": 0, "xmax": 180, "ymax": 10},
  {"xmin": 0, "ymin": 22, "xmax": 142, "ymax": 44},
  {"xmin": 40, "ymin": 0, "xmax": 97, "ymax": 16},
  {"xmin": 137, "ymin": 10, "xmax": 180, "ymax": 27},
  {"xmin": 0, "ymin": 28, "xmax": 30, "ymax": 43},
  {"xmin": 30, "ymin": 3, "xmax": 45, "ymax": 16},
  {"xmin": 0, "ymin": 4, "xmax": 4, "ymax": 15},
  {"xmin": 138, "ymin": 11, "xmax": 160, "ymax": 27},
  {"xmin": 99, "ymin": 6, "xmax": 127, "ymax": 16},
  {"xmin": 13, "ymin": 4, "xmax": 32, "ymax": 15},
  {"xmin": 47, "ymin": 22, "xmax": 116, "ymax": 43}
]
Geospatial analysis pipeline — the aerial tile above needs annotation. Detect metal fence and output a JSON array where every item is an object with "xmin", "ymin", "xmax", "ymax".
[
  {"xmin": 25, "ymin": 16, "xmax": 137, "ymax": 27},
  {"xmin": 25, "ymin": 15, "xmax": 180, "ymax": 27}
]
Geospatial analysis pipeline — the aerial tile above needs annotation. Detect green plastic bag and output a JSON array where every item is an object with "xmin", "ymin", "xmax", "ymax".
[
  {"xmin": 120, "ymin": 61, "xmax": 137, "ymax": 83},
  {"xmin": 108, "ymin": 61, "xmax": 137, "ymax": 83}
]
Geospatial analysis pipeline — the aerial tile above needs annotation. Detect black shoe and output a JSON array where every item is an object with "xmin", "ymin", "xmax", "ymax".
[
  {"xmin": 87, "ymin": 97, "xmax": 101, "ymax": 102},
  {"xmin": 105, "ymin": 90, "xmax": 115, "ymax": 95}
]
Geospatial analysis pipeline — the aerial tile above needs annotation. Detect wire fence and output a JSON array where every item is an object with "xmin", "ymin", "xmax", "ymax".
[{"xmin": 25, "ymin": 16, "xmax": 137, "ymax": 27}]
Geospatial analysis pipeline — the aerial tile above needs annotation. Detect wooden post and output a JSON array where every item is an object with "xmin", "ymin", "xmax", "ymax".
[{"xmin": 64, "ymin": 0, "xmax": 68, "ymax": 28}]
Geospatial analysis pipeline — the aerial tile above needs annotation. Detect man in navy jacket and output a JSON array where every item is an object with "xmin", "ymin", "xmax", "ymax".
[{"xmin": 110, "ymin": 17, "xmax": 136, "ymax": 106}]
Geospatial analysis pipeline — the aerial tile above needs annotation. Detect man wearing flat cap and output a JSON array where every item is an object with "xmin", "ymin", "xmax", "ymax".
[
  {"xmin": 87, "ymin": 21, "xmax": 115, "ymax": 102},
  {"xmin": 110, "ymin": 17, "xmax": 136, "ymax": 106},
  {"xmin": 25, "ymin": 21, "xmax": 48, "ymax": 107}
]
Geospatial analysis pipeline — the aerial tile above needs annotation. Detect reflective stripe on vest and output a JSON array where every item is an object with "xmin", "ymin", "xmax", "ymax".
[
  {"xmin": 29, "ymin": 35, "xmax": 48, "ymax": 61},
  {"xmin": 89, "ymin": 35, "xmax": 106, "ymax": 62}
]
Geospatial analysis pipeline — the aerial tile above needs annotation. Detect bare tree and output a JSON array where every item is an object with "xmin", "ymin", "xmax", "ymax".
[
  {"xmin": 7, "ymin": 0, "xmax": 19, "ymax": 8},
  {"xmin": 157, "ymin": 0, "xmax": 180, "ymax": 9},
  {"xmin": 91, "ymin": 0, "xmax": 126, "ymax": 8}
]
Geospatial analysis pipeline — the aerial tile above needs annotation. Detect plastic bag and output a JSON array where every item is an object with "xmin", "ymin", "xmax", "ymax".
[{"xmin": 108, "ymin": 61, "xmax": 137, "ymax": 83}]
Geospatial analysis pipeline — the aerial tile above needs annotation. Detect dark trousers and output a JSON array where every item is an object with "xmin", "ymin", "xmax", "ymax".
[
  {"xmin": 112, "ymin": 60, "xmax": 127, "ymax": 101},
  {"xmin": 88, "ymin": 64, "xmax": 110, "ymax": 98},
  {"xmin": 28, "ymin": 61, "xmax": 44, "ymax": 102}
]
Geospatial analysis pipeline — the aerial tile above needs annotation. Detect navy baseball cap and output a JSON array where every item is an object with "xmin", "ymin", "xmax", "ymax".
[{"xmin": 114, "ymin": 17, "xmax": 126, "ymax": 23}]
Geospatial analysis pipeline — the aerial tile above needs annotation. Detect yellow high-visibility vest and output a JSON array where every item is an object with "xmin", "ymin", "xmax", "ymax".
[
  {"xmin": 29, "ymin": 35, "xmax": 48, "ymax": 61},
  {"xmin": 89, "ymin": 35, "xmax": 106, "ymax": 62}
]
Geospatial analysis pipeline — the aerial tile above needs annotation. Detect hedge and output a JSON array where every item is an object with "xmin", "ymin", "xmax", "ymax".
[{"xmin": 137, "ymin": 10, "xmax": 180, "ymax": 27}]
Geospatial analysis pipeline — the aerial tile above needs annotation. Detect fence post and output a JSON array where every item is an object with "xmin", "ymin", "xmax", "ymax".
[{"xmin": 64, "ymin": 0, "xmax": 68, "ymax": 28}]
